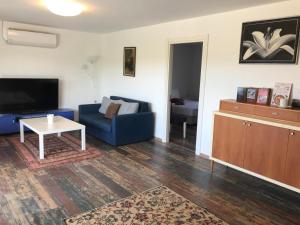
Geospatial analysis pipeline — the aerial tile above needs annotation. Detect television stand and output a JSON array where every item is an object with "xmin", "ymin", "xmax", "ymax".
[{"xmin": 0, "ymin": 109, "xmax": 74, "ymax": 135}]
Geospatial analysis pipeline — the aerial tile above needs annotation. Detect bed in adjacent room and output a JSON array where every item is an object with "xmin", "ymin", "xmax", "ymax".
[{"xmin": 171, "ymin": 98, "xmax": 199, "ymax": 138}]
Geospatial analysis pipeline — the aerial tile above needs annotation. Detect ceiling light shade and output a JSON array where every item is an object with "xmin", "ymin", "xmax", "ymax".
[{"xmin": 44, "ymin": 0, "xmax": 84, "ymax": 17}]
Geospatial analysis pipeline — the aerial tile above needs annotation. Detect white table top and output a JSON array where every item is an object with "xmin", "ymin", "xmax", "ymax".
[{"xmin": 20, "ymin": 116, "xmax": 85, "ymax": 135}]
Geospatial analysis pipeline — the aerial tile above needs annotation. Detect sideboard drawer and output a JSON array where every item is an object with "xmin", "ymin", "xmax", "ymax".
[
  {"xmin": 220, "ymin": 100, "xmax": 254, "ymax": 114},
  {"xmin": 254, "ymin": 106, "xmax": 300, "ymax": 122}
]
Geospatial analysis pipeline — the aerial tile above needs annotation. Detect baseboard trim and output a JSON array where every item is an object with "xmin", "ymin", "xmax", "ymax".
[
  {"xmin": 153, "ymin": 137, "xmax": 163, "ymax": 143},
  {"xmin": 199, "ymin": 153, "xmax": 210, "ymax": 159}
]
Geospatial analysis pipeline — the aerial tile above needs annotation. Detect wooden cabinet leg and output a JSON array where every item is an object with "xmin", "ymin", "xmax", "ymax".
[
  {"xmin": 183, "ymin": 122, "xmax": 187, "ymax": 139},
  {"xmin": 211, "ymin": 160, "xmax": 215, "ymax": 173}
]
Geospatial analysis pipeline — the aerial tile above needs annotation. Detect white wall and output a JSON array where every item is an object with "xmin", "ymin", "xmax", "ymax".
[
  {"xmin": 0, "ymin": 21, "xmax": 102, "ymax": 119},
  {"xmin": 171, "ymin": 43, "xmax": 202, "ymax": 100},
  {"xmin": 99, "ymin": 0, "xmax": 300, "ymax": 156}
]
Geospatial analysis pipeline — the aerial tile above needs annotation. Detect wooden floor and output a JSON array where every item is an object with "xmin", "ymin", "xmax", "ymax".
[
  {"xmin": 170, "ymin": 123, "xmax": 197, "ymax": 150},
  {"xmin": 0, "ymin": 133, "xmax": 299, "ymax": 225}
]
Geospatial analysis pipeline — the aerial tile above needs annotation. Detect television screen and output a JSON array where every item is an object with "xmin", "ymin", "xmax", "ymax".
[{"xmin": 0, "ymin": 78, "xmax": 59, "ymax": 114}]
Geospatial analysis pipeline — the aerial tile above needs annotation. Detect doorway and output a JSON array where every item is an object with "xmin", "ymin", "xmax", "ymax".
[{"xmin": 165, "ymin": 36, "xmax": 208, "ymax": 154}]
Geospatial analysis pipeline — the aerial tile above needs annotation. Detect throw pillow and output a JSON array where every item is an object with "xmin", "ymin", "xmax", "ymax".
[
  {"xmin": 171, "ymin": 98, "xmax": 184, "ymax": 105},
  {"xmin": 99, "ymin": 97, "xmax": 125, "ymax": 114},
  {"xmin": 105, "ymin": 103, "xmax": 121, "ymax": 119},
  {"xmin": 118, "ymin": 101, "xmax": 139, "ymax": 115},
  {"xmin": 99, "ymin": 96, "xmax": 111, "ymax": 114}
]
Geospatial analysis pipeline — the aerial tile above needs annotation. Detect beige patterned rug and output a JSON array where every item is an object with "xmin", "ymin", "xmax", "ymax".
[{"xmin": 65, "ymin": 185, "xmax": 228, "ymax": 225}]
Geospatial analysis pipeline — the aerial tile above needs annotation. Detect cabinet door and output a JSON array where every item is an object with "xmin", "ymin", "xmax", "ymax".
[
  {"xmin": 212, "ymin": 115, "xmax": 246, "ymax": 167},
  {"xmin": 244, "ymin": 122, "xmax": 289, "ymax": 182},
  {"xmin": 285, "ymin": 131, "xmax": 300, "ymax": 189}
]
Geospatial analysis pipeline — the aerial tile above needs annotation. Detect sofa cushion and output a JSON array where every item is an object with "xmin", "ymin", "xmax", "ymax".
[
  {"xmin": 80, "ymin": 113, "xmax": 112, "ymax": 132},
  {"xmin": 110, "ymin": 96, "xmax": 149, "ymax": 112},
  {"xmin": 99, "ymin": 97, "xmax": 125, "ymax": 114},
  {"xmin": 118, "ymin": 101, "xmax": 139, "ymax": 115},
  {"xmin": 99, "ymin": 97, "xmax": 111, "ymax": 114},
  {"xmin": 105, "ymin": 103, "xmax": 121, "ymax": 119}
]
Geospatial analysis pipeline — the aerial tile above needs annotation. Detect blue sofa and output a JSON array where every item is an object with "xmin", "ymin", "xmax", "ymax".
[{"xmin": 79, "ymin": 96, "xmax": 154, "ymax": 146}]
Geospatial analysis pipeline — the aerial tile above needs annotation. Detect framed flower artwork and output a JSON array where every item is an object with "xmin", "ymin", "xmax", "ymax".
[{"xmin": 239, "ymin": 17, "xmax": 300, "ymax": 64}]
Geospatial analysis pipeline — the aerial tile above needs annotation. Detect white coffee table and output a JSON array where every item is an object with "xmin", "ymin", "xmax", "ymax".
[{"xmin": 19, "ymin": 116, "xmax": 86, "ymax": 160}]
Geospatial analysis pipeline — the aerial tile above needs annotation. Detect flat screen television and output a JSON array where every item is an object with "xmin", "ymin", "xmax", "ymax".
[{"xmin": 0, "ymin": 78, "xmax": 59, "ymax": 114}]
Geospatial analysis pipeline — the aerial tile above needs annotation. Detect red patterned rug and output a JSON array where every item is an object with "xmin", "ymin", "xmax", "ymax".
[
  {"xmin": 8, "ymin": 133, "xmax": 103, "ymax": 169},
  {"xmin": 65, "ymin": 185, "xmax": 228, "ymax": 225}
]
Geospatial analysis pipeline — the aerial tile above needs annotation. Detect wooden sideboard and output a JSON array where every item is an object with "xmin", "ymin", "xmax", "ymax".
[{"xmin": 211, "ymin": 100, "xmax": 300, "ymax": 193}]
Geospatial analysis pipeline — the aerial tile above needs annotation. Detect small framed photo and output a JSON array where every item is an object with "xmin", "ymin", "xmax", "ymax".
[
  {"xmin": 256, "ymin": 88, "xmax": 272, "ymax": 105},
  {"xmin": 237, "ymin": 87, "xmax": 248, "ymax": 103},
  {"xmin": 247, "ymin": 88, "xmax": 258, "ymax": 104},
  {"xmin": 123, "ymin": 47, "xmax": 136, "ymax": 77},
  {"xmin": 271, "ymin": 83, "xmax": 292, "ymax": 107},
  {"xmin": 239, "ymin": 16, "xmax": 300, "ymax": 64}
]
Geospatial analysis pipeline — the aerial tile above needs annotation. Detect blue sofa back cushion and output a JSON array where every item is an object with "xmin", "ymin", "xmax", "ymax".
[{"xmin": 110, "ymin": 96, "xmax": 150, "ymax": 113}]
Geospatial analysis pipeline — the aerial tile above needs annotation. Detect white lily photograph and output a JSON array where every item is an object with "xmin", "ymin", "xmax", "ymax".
[{"xmin": 239, "ymin": 17, "xmax": 300, "ymax": 64}]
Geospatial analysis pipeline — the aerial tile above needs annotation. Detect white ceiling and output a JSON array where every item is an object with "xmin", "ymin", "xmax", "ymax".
[{"xmin": 0, "ymin": 0, "xmax": 287, "ymax": 33}]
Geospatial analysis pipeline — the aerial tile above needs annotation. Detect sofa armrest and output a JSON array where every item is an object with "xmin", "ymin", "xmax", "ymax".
[
  {"xmin": 79, "ymin": 104, "xmax": 101, "ymax": 115},
  {"xmin": 112, "ymin": 112, "xmax": 154, "ymax": 145}
]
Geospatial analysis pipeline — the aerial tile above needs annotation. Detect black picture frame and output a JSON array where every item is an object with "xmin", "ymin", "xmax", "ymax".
[
  {"xmin": 246, "ymin": 88, "xmax": 258, "ymax": 104},
  {"xmin": 123, "ymin": 47, "xmax": 136, "ymax": 77},
  {"xmin": 239, "ymin": 16, "xmax": 300, "ymax": 64}
]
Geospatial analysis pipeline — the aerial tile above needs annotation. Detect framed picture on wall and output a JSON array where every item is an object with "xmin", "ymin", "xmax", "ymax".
[
  {"xmin": 239, "ymin": 16, "xmax": 300, "ymax": 64},
  {"xmin": 123, "ymin": 47, "xmax": 136, "ymax": 77}
]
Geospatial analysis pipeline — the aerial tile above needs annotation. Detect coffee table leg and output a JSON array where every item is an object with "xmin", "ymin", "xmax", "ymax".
[
  {"xmin": 20, "ymin": 122, "xmax": 24, "ymax": 143},
  {"xmin": 39, "ymin": 134, "xmax": 45, "ymax": 160},
  {"xmin": 81, "ymin": 128, "xmax": 86, "ymax": 151}
]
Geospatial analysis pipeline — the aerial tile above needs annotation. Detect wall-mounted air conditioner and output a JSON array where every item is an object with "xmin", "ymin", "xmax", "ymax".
[{"xmin": 5, "ymin": 28, "xmax": 58, "ymax": 48}]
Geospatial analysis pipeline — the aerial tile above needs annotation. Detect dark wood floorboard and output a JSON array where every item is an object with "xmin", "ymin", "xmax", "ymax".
[
  {"xmin": 0, "ymin": 133, "xmax": 299, "ymax": 225},
  {"xmin": 170, "ymin": 123, "xmax": 197, "ymax": 151}
]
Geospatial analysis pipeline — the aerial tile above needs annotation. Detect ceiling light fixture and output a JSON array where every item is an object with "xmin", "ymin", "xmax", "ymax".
[{"xmin": 44, "ymin": 0, "xmax": 85, "ymax": 17}]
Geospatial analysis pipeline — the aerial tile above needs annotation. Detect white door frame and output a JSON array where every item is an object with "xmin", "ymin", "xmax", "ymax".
[{"xmin": 164, "ymin": 35, "xmax": 209, "ymax": 156}]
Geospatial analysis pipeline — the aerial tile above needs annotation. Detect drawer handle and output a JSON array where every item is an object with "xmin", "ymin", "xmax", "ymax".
[
  {"xmin": 247, "ymin": 123, "xmax": 251, "ymax": 127},
  {"xmin": 271, "ymin": 112, "xmax": 278, "ymax": 116},
  {"xmin": 234, "ymin": 106, "xmax": 239, "ymax": 109},
  {"xmin": 290, "ymin": 132, "xmax": 295, "ymax": 136}
]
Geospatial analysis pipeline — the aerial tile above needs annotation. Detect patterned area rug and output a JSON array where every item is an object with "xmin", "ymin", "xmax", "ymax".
[
  {"xmin": 65, "ymin": 185, "xmax": 228, "ymax": 225},
  {"xmin": 8, "ymin": 133, "xmax": 103, "ymax": 169}
]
